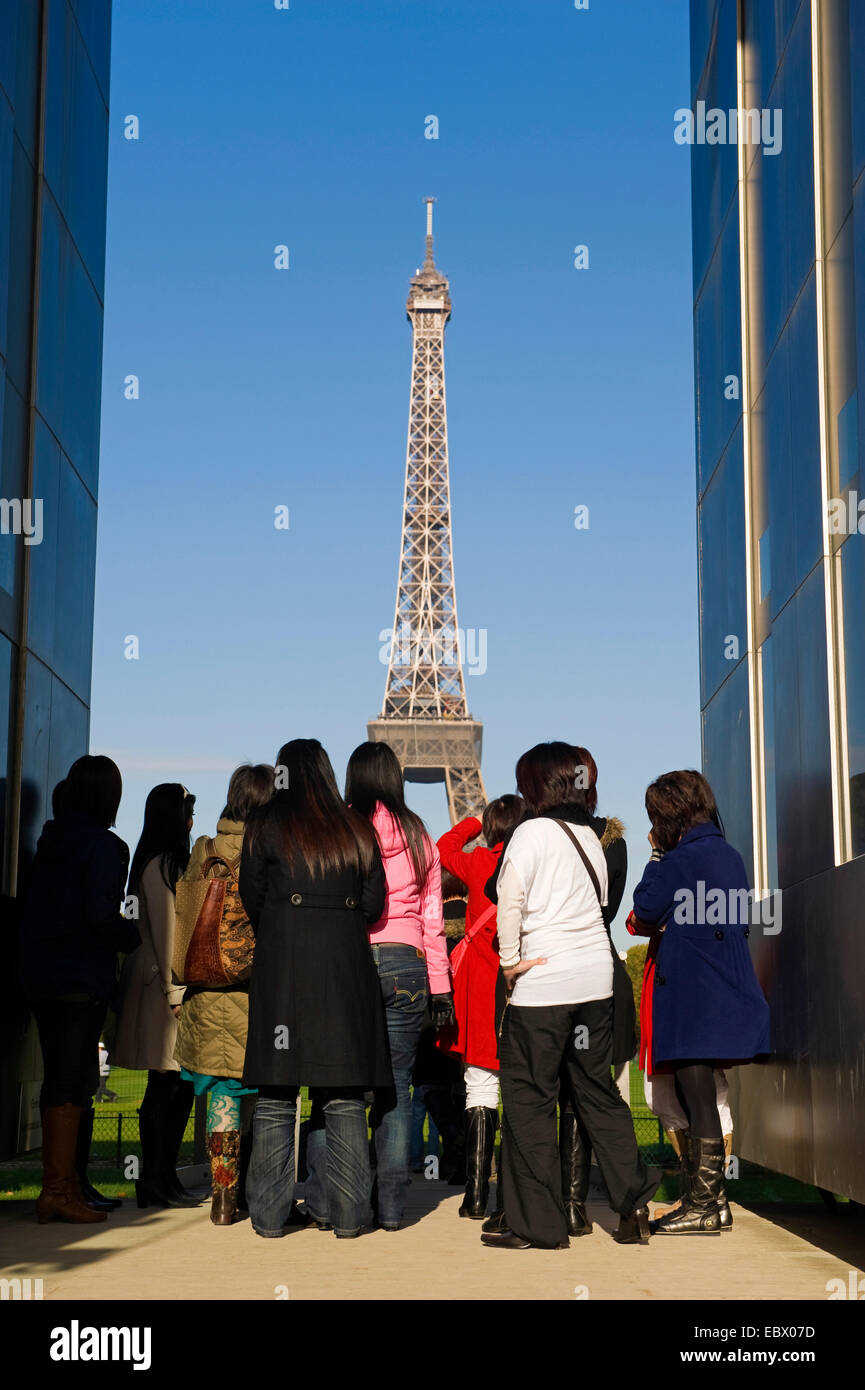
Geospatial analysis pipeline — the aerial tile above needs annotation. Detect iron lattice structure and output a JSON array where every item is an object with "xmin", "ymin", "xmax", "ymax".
[{"xmin": 368, "ymin": 200, "xmax": 486, "ymax": 823}]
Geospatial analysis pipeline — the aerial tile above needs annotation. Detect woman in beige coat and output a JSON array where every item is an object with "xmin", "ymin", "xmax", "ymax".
[
  {"xmin": 174, "ymin": 764, "xmax": 275, "ymax": 1225},
  {"xmin": 114, "ymin": 783, "xmax": 199, "ymax": 1209}
]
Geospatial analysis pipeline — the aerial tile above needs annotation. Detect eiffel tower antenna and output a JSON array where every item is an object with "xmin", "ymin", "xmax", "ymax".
[
  {"xmin": 423, "ymin": 195, "xmax": 435, "ymax": 268},
  {"xmin": 368, "ymin": 201, "xmax": 487, "ymax": 823}
]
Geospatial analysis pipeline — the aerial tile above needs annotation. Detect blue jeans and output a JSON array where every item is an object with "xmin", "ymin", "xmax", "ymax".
[
  {"xmin": 410, "ymin": 1086, "xmax": 440, "ymax": 1168},
  {"xmin": 370, "ymin": 944, "xmax": 429, "ymax": 1226},
  {"xmin": 248, "ymin": 1086, "xmax": 370, "ymax": 1238},
  {"xmin": 306, "ymin": 1083, "xmax": 442, "ymax": 1216}
]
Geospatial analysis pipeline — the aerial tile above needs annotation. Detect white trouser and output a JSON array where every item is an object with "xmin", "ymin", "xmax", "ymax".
[
  {"xmin": 464, "ymin": 1064, "xmax": 500, "ymax": 1110},
  {"xmin": 643, "ymin": 1068, "xmax": 733, "ymax": 1135}
]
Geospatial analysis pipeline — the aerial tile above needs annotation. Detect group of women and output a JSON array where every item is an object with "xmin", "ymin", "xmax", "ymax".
[{"xmin": 18, "ymin": 736, "xmax": 770, "ymax": 1249}]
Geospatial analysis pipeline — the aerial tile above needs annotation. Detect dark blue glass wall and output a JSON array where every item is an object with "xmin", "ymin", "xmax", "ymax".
[
  {"xmin": 692, "ymin": 0, "xmax": 753, "ymax": 869},
  {"xmin": 691, "ymin": 0, "xmax": 865, "ymax": 1202},
  {"xmin": 0, "ymin": 0, "xmax": 111, "ymax": 1156}
]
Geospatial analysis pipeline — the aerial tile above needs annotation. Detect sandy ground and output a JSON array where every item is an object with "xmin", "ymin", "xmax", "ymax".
[{"xmin": 2, "ymin": 1176, "xmax": 864, "ymax": 1302}]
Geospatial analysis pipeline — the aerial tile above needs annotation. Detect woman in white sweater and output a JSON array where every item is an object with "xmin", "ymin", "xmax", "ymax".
[{"xmin": 481, "ymin": 742, "xmax": 659, "ymax": 1251}]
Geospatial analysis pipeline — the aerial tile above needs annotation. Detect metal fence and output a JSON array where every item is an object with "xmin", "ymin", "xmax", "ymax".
[{"xmin": 73, "ymin": 1062, "xmax": 676, "ymax": 1175}]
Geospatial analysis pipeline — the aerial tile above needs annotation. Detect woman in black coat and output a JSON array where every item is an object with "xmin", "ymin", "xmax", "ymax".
[
  {"xmin": 240, "ymin": 739, "xmax": 390, "ymax": 1239},
  {"xmin": 19, "ymin": 756, "xmax": 139, "ymax": 1224}
]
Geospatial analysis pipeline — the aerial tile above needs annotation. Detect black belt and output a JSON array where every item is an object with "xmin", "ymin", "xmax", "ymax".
[{"xmin": 287, "ymin": 891, "xmax": 359, "ymax": 910}]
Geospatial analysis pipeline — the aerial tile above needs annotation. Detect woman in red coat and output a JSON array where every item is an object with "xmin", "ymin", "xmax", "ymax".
[{"xmin": 437, "ymin": 795, "xmax": 525, "ymax": 1219}]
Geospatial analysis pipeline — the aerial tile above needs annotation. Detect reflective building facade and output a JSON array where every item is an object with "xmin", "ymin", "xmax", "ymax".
[
  {"xmin": 691, "ymin": 0, "xmax": 865, "ymax": 1197},
  {"xmin": 0, "ymin": 0, "xmax": 112, "ymax": 1155}
]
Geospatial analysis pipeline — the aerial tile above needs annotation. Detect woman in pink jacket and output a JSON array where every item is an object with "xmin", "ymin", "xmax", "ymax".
[{"xmin": 345, "ymin": 742, "xmax": 453, "ymax": 1230}]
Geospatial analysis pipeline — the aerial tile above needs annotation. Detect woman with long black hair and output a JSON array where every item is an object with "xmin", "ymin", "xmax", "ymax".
[
  {"xmin": 114, "ymin": 783, "xmax": 201, "ymax": 1209},
  {"xmin": 240, "ymin": 739, "xmax": 389, "ymax": 1239},
  {"xmin": 343, "ymin": 741, "xmax": 452, "ymax": 1231}
]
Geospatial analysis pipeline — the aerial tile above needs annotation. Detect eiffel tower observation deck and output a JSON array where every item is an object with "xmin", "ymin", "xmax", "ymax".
[{"xmin": 368, "ymin": 200, "xmax": 487, "ymax": 823}]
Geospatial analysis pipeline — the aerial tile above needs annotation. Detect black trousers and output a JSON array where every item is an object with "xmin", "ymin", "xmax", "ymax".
[
  {"xmin": 500, "ymin": 997, "xmax": 652, "ymax": 1247},
  {"xmin": 139, "ymin": 1070, "xmax": 195, "ymax": 1179},
  {"xmin": 31, "ymin": 998, "xmax": 105, "ymax": 1109}
]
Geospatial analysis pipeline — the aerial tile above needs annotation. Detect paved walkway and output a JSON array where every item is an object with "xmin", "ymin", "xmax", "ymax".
[{"xmin": 2, "ymin": 1179, "xmax": 863, "ymax": 1301}]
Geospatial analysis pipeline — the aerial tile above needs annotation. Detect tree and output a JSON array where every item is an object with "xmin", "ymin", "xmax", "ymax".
[{"xmin": 624, "ymin": 944, "xmax": 647, "ymax": 1043}]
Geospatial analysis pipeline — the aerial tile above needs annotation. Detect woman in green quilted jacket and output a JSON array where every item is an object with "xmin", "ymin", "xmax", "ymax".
[{"xmin": 174, "ymin": 763, "xmax": 274, "ymax": 1225}]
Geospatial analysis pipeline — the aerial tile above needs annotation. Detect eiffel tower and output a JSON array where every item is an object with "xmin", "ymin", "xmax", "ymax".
[{"xmin": 368, "ymin": 199, "xmax": 487, "ymax": 824}]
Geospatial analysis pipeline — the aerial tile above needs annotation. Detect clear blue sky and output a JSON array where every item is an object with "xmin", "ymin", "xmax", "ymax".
[{"xmin": 90, "ymin": 0, "xmax": 699, "ymax": 949}]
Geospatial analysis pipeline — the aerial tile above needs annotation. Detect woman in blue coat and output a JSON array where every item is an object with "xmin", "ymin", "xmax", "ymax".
[{"xmin": 629, "ymin": 770, "xmax": 769, "ymax": 1236}]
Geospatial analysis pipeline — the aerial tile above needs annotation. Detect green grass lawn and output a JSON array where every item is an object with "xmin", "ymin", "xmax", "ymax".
[
  {"xmin": 1, "ymin": 1070, "xmax": 314, "ymax": 1202},
  {"xmin": 0, "ymin": 1064, "xmax": 831, "ymax": 1207}
]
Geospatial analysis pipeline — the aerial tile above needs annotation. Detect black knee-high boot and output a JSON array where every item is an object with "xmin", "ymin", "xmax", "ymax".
[
  {"xmin": 559, "ymin": 1108, "xmax": 593, "ymax": 1236},
  {"xmin": 459, "ymin": 1108, "xmax": 497, "ymax": 1219},
  {"xmin": 135, "ymin": 1073, "xmax": 201, "ymax": 1209},
  {"xmin": 482, "ymin": 1122, "xmax": 507, "ymax": 1232},
  {"xmin": 652, "ymin": 1136, "xmax": 724, "ymax": 1236},
  {"xmin": 163, "ymin": 1074, "xmax": 198, "ymax": 1200},
  {"xmin": 75, "ymin": 1106, "xmax": 121, "ymax": 1210}
]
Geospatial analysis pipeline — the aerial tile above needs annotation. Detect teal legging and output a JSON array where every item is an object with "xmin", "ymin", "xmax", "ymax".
[
  {"xmin": 208, "ymin": 1091, "xmax": 242, "ymax": 1134},
  {"xmin": 204, "ymin": 1084, "xmax": 256, "ymax": 1135}
]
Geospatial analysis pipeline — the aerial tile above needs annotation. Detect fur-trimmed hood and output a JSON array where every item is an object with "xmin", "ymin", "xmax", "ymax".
[{"xmin": 600, "ymin": 816, "xmax": 625, "ymax": 850}]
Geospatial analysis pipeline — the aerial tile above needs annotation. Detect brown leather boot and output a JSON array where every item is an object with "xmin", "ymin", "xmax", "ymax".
[
  {"xmin": 208, "ymin": 1131, "xmax": 240, "ymax": 1226},
  {"xmin": 37, "ymin": 1105, "xmax": 108, "ymax": 1225}
]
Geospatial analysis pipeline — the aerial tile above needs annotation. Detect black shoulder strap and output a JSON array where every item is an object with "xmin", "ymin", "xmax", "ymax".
[{"xmin": 550, "ymin": 818, "xmax": 603, "ymax": 911}]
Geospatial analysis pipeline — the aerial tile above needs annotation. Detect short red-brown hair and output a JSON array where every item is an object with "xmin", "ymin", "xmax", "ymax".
[{"xmin": 645, "ymin": 770, "xmax": 720, "ymax": 853}]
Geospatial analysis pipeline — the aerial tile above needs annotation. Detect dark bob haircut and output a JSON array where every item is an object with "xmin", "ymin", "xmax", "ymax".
[
  {"xmin": 222, "ymin": 763, "xmax": 275, "ymax": 823},
  {"xmin": 440, "ymin": 868, "xmax": 467, "ymax": 900},
  {"xmin": 64, "ymin": 755, "xmax": 123, "ymax": 829},
  {"xmin": 645, "ymin": 769, "xmax": 721, "ymax": 854},
  {"xmin": 481, "ymin": 794, "xmax": 525, "ymax": 847},
  {"xmin": 514, "ymin": 741, "xmax": 598, "ymax": 816}
]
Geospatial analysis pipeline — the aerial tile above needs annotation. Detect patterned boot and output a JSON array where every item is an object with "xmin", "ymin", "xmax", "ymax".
[{"xmin": 208, "ymin": 1130, "xmax": 240, "ymax": 1226}]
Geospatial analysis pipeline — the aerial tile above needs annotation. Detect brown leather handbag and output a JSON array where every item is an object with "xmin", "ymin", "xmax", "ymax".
[{"xmin": 173, "ymin": 839, "xmax": 254, "ymax": 988}]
